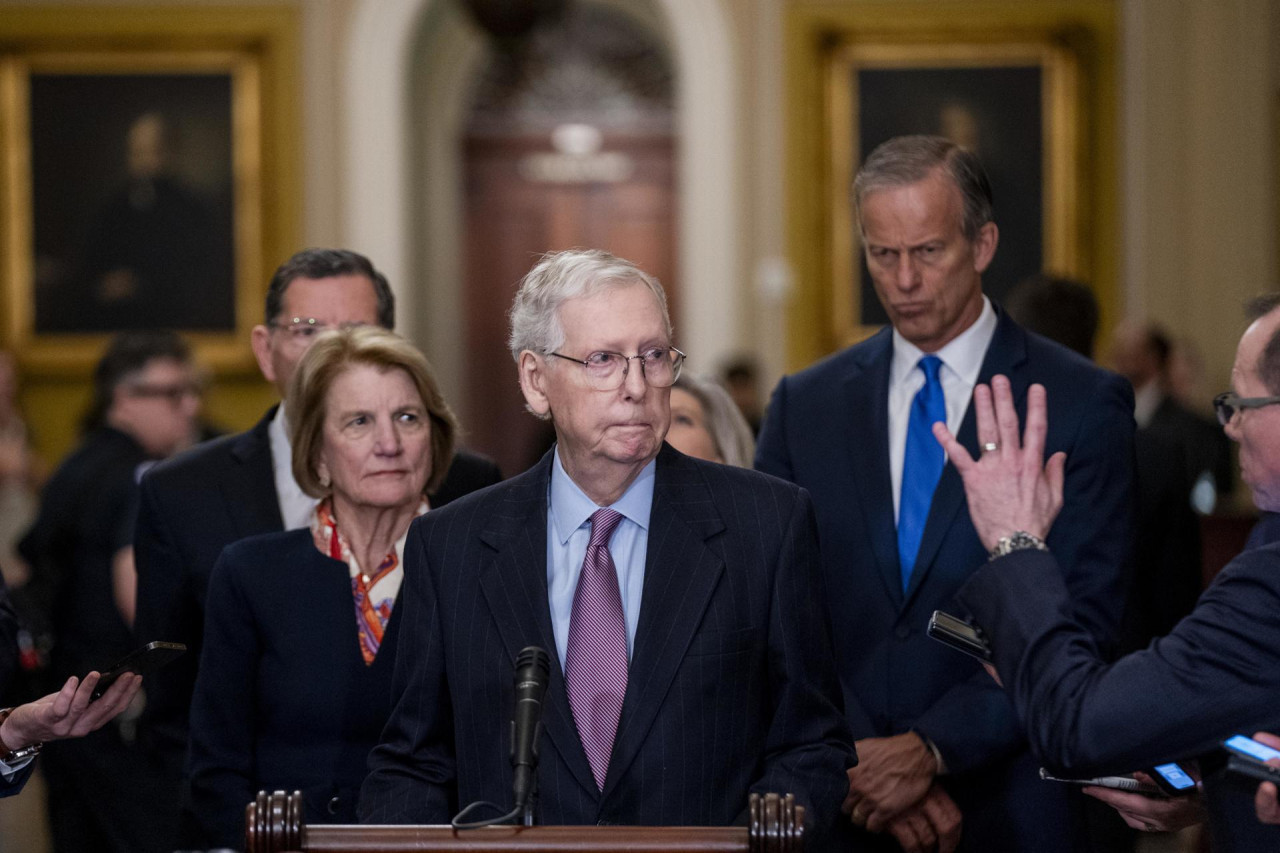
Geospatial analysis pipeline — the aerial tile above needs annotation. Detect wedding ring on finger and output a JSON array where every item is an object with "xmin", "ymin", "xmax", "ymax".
[{"xmin": 981, "ymin": 442, "xmax": 999, "ymax": 453}]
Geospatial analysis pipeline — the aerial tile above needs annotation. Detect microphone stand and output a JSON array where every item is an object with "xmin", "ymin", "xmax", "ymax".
[{"xmin": 520, "ymin": 782, "xmax": 537, "ymax": 826}]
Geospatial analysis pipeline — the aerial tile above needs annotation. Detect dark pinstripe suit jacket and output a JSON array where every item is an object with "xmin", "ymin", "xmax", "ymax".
[{"xmin": 359, "ymin": 444, "xmax": 856, "ymax": 849}]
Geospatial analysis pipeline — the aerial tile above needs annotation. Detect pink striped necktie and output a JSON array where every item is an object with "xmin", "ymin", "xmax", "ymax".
[{"xmin": 564, "ymin": 507, "xmax": 628, "ymax": 790}]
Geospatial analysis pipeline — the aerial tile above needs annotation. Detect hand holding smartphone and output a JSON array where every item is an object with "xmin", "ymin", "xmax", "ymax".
[
  {"xmin": 1039, "ymin": 761, "xmax": 1197, "ymax": 797},
  {"xmin": 1222, "ymin": 734, "xmax": 1280, "ymax": 786},
  {"xmin": 90, "ymin": 641, "xmax": 186, "ymax": 700}
]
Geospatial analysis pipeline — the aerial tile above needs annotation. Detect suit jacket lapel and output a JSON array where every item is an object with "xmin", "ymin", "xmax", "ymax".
[
  {"xmin": 904, "ymin": 311, "xmax": 1030, "ymax": 603},
  {"xmin": 475, "ymin": 453, "xmax": 600, "ymax": 801},
  {"xmin": 224, "ymin": 408, "xmax": 285, "ymax": 535},
  {"xmin": 842, "ymin": 334, "xmax": 905, "ymax": 607},
  {"xmin": 602, "ymin": 446, "xmax": 726, "ymax": 799}
]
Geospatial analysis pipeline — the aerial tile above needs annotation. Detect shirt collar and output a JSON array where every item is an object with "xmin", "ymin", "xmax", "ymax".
[
  {"xmin": 549, "ymin": 446, "xmax": 655, "ymax": 546},
  {"xmin": 890, "ymin": 295, "xmax": 997, "ymax": 387}
]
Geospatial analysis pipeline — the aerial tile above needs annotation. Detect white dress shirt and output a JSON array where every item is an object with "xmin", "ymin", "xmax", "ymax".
[
  {"xmin": 888, "ymin": 297, "xmax": 998, "ymax": 523},
  {"xmin": 269, "ymin": 404, "xmax": 319, "ymax": 531}
]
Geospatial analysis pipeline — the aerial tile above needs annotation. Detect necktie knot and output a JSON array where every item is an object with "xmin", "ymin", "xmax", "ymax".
[
  {"xmin": 919, "ymin": 354, "xmax": 943, "ymax": 385},
  {"xmin": 588, "ymin": 508, "xmax": 625, "ymax": 549}
]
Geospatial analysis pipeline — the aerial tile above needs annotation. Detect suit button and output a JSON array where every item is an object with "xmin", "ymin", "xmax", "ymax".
[
  {"xmin": 895, "ymin": 626, "xmax": 911, "ymax": 639},
  {"xmin": 327, "ymin": 796, "xmax": 341, "ymax": 815}
]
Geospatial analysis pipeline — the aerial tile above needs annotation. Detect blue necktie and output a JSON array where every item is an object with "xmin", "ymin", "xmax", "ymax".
[{"xmin": 898, "ymin": 355, "xmax": 946, "ymax": 591}]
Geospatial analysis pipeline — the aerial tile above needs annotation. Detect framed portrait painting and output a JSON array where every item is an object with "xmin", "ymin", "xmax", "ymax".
[
  {"xmin": 0, "ymin": 42, "xmax": 270, "ymax": 372},
  {"xmin": 825, "ymin": 39, "xmax": 1084, "ymax": 346}
]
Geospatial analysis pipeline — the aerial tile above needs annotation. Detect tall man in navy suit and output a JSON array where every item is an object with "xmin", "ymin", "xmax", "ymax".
[
  {"xmin": 360, "ymin": 250, "xmax": 855, "ymax": 848},
  {"xmin": 132, "ymin": 248, "xmax": 501, "ymax": 847},
  {"xmin": 756, "ymin": 135, "xmax": 1136, "ymax": 851}
]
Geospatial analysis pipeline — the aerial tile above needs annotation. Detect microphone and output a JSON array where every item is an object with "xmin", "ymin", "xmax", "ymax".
[{"xmin": 511, "ymin": 646, "xmax": 550, "ymax": 822}]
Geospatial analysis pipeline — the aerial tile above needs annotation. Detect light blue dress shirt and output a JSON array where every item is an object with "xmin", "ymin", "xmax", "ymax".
[{"xmin": 546, "ymin": 447, "xmax": 654, "ymax": 670}]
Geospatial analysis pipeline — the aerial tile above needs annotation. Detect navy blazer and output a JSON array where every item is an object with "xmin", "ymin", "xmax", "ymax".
[
  {"xmin": 359, "ymin": 445, "xmax": 856, "ymax": 850},
  {"xmin": 133, "ymin": 407, "xmax": 501, "ymax": 770},
  {"xmin": 956, "ymin": 544, "xmax": 1280, "ymax": 850},
  {"xmin": 185, "ymin": 530, "xmax": 403, "ymax": 850},
  {"xmin": 756, "ymin": 311, "xmax": 1136, "ymax": 848}
]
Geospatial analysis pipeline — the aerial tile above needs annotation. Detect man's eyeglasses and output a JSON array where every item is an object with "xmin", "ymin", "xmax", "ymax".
[
  {"xmin": 1213, "ymin": 391, "xmax": 1280, "ymax": 426},
  {"xmin": 270, "ymin": 318, "xmax": 365, "ymax": 346},
  {"xmin": 548, "ymin": 347, "xmax": 685, "ymax": 391},
  {"xmin": 127, "ymin": 382, "xmax": 202, "ymax": 405}
]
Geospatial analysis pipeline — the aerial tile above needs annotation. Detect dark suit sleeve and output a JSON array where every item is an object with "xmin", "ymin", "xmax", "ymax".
[
  {"xmin": 956, "ymin": 548, "xmax": 1280, "ymax": 775},
  {"xmin": 133, "ymin": 472, "xmax": 204, "ymax": 766},
  {"xmin": 358, "ymin": 522, "xmax": 457, "ymax": 824},
  {"xmin": 915, "ymin": 373, "xmax": 1135, "ymax": 772},
  {"xmin": 184, "ymin": 550, "xmax": 262, "ymax": 850},
  {"xmin": 754, "ymin": 488, "xmax": 857, "ymax": 847},
  {"xmin": 132, "ymin": 473, "xmax": 180, "ymax": 646}
]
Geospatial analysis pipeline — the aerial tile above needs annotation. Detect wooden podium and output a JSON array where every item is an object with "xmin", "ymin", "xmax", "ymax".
[{"xmin": 245, "ymin": 790, "xmax": 805, "ymax": 853}]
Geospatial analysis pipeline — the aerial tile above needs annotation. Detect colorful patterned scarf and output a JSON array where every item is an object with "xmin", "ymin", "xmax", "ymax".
[{"xmin": 310, "ymin": 496, "xmax": 428, "ymax": 665}]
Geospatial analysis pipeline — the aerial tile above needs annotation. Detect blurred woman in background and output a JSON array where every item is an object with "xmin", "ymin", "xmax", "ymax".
[{"xmin": 666, "ymin": 373, "xmax": 756, "ymax": 468}]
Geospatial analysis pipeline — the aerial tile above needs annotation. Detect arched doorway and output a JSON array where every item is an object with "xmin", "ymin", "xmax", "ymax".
[
  {"xmin": 461, "ymin": 4, "xmax": 676, "ymax": 474},
  {"xmin": 344, "ymin": 0, "xmax": 740, "ymax": 475}
]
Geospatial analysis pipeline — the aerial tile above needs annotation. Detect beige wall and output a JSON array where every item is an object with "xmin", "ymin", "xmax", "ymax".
[{"xmin": 1122, "ymin": 0, "xmax": 1277, "ymax": 404}]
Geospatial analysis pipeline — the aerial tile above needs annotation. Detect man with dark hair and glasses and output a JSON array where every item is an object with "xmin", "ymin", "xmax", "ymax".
[
  {"xmin": 934, "ymin": 295, "xmax": 1280, "ymax": 851},
  {"xmin": 131, "ymin": 248, "xmax": 501, "ymax": 849},
  {"xmin": 18, "ymin": 330, "xmax": 201, "ymax": 852},
  {"xmin": 360, "ymin": 249, "xmax": 856, "ymax": 848}
]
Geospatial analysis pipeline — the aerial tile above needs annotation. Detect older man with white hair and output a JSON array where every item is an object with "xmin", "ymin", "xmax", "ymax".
[{"xmin": 360, "ymin": 249, "xmax": 855, "ymax": 848}]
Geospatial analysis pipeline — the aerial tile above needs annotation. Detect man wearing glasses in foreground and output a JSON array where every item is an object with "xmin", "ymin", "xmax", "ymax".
[
  {"xmin": 132, "ymin": 248, "xmax": 501, "ymax": 849},
  {"xmin": 936, "ymin": 296, "xmax": 1280, "ymax": 851},
  {"xmin": 360, "ymin": 249, "xmax": 856, "ymax": 849}
]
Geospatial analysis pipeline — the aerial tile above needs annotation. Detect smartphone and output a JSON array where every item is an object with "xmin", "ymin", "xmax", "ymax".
[
  {"xmin": 1223, "ymin": 735, "xmax": 1280, "ymax": 787},
  {"xmin": 1226, "ymin": 756, "xmax": 1280, "ymax": 786},
  {"xmin": 1039, "ymin": 768, "xmax": 1158, "ymax": 793},
  {"xmin": 1148, "ymin": 762, "xmax": 1198, "ymax": 796},
  {"xmin": 90, "ymin": 641, "xmax": 186, "ymax": 700},
  {"xmin": 926, "ymin": 610, "xmax": 992, "ymax": 662},
  {"xmin": 1224, "ymin": 734, "xmax": 1280, "ymax": 764}
]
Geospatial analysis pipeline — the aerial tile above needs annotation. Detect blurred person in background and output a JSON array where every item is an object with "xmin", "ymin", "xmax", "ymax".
[
  {"xmin": 0, "ymin": 352, "xmax": 43, "ymax": 591},
  {"xmin": 1003, "ymin": 274, "xmax": 1099, "ymax": 361},
  {"xmin": 721, "ymin": 356, "xmax": 764, "ymax": 436},
  {"xmin": 19, "ymin": 330, "xmax": 200, "ymax": 853},
  {"xmin": 184, "ymin": 328, "xmax": 476, "ymax": 849},
  {"xmin": 667, "ymin": 373, "xmax": 756, "ymax": 468},
  {"xmin": 1109, "ymin": 321, "xmax": 1233, "ymax": 511}
]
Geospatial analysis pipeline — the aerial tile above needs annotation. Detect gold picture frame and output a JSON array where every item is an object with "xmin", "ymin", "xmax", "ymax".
[
  {"xmin": 0, "ymin": 7, "xmax": 299, "ymax": 375},
  {"xmin": 826, "ymin": 39, "xmax": 1083, "ymax": 348}
]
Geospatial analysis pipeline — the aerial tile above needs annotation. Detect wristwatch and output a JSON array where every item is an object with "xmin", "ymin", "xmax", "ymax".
[
  {"xmin": 0, "ymin": 708, "xmax": 42, "ymax": 763},
  {"xmin": 987, "ymin": 530, "xmax": 1048, "ymax": 560}
]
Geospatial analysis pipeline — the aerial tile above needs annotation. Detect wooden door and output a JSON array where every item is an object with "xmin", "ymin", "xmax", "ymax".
[{"xmin": 463, "ymin": 133, "xmax": 676, "ymax": 477}]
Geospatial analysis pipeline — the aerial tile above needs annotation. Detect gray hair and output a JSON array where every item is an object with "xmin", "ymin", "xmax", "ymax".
[
  {"xmin": 673, "ymin": 373, "xmax": 756, "ymax": 469},
  {"xmin": 853, "ymin": 135, "xmax": 994, "ymax": 241},
  {"xmin": 508, "ymin": 249, "xmax": 672, "ymax": 362},
  {"xmin": 1246, "ymin": 293, "xmax": 1280, "ymax": 395}
]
